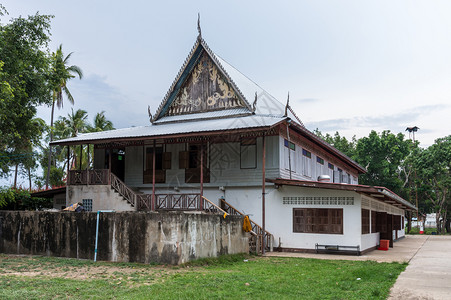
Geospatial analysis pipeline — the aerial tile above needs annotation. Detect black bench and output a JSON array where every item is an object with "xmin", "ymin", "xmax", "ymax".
[{"xmin": 315, "ymin": 243, "xmax": 360, "ymax": 256}]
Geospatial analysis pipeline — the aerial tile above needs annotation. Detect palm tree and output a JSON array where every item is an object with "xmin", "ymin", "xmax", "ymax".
[
  {"xmin": 62, "ymin": 109, "xmax": 88, "ymax": 170},
  {"xmin": 63, "ymin": 108, "xmax": 88, "ymax": 137},
  {"xmin": 46, "ymin": 45, "xmax": 83, "ymax": 188},
  {"xmin": 87, "ymin": 111, "xmax": 115, "ymax": 132}
]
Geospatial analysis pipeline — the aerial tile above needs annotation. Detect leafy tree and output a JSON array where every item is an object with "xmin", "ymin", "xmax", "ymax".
[
  {"xmin": 0, "ymin": 10, "xmax": 53, "ymax": 176},
  {"xmin": 41, "ymin": 109, "xmax": 114, "ymax": 186},
  {"xmin": 46, "ymin": 44, "xmax": 83, "ymax": 188},
  {"xmin": 355, "ymin": 130, "xmax": 413, "ymax": 196},
  {"xmin": 313, "ymin": 129, "xmax": 356, "ymax": 158},
  {"xmin": 414, "ymin": 135, "xmax": 451, "ymax": 234}
]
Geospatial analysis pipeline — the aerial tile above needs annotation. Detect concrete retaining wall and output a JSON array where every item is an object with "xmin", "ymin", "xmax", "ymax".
[{"xmin": 0, "ymin": 211, "xmax": 248, "ymax": 264}]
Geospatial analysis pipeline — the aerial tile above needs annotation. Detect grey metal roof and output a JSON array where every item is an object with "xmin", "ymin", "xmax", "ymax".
[
  {"xmin": 212, "ymin": 54, "xmax": 298, "ymax": 121},
  {"xmin": 51, "ymin": 114, "xmax": 286, "ymax": 145}
]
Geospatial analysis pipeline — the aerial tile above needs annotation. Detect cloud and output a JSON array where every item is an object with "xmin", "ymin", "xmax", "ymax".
[
  {"xmin": 296, "ymin": 98, "xmax": 320, "ymax": 104},
  {"xmin": 305, "ymin": 104, "xmax": 448, "ymax": 135},
  {"xmin": 54, "ymin": 74, "xmax": 151, "ymax": 129}
]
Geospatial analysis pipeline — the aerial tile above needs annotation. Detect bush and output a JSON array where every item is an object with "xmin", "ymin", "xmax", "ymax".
[{"xmin": 0, "ymin": 187, "xmax": 52, "ymax": 210}]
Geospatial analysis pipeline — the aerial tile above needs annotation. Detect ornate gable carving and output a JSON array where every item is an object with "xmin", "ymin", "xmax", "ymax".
[{"xmin": 166, "ymin": 51, "xmax": 246, "ymax": 116}]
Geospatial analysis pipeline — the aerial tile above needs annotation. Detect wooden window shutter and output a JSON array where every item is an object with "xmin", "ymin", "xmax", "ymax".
[
  {"xmin": 361, "ymin": 209, "xmax": 370, "ymax": 234},
  {"xmin": 376, "ymin": 212, "xmax": 387, "ymax": 233},
  {"xmin": 163, "ymin": 152, "xmax": 171, "ymax": 170},
  {"xmin": 393, "ymin": 215, "xmax": 401, "ymax": 230},
  {"xmin": 371, "ymin": 211, "xmax": 377, "ymax": 233},
  {"xmin": 179, "ymin": 151, "xmax": 189, "ymax": 169}
]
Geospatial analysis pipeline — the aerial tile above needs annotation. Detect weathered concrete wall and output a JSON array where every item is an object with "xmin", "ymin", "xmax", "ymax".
[{"xmin": 0, "ymin": 211, "xmax": 248, "ymax": 264}]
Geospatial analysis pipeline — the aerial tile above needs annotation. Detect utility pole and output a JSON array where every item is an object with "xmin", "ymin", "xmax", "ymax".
[{"xmin": 406, "ymin": 126, "xmax": 420, "ymax": 230}]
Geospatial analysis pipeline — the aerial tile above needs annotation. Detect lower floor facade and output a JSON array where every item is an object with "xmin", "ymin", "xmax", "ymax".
[{"xmin": 68, "ymin": 177, "xmax": 408, "ymax": 254}]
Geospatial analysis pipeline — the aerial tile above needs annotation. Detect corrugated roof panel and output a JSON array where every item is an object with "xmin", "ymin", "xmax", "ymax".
[{"xmin": 51, "ymin": 115, "xmax": 285, "ymax": 145}]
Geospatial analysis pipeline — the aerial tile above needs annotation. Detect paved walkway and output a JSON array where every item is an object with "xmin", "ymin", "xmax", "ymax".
[
  {"xmin": 265, "ymin": 235, "xmax": 427, "ymax": 263},
  {"xmin": 389, "ymin": 235, "xmax": 451, "ymax": 300},
  {"xmin": 265, "ymin": 235, "xmax": 451, "ymax": 299}
]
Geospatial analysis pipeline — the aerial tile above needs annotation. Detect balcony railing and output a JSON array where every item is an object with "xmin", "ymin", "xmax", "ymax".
[
  {"xmin": 69, "ymin": 169, "xmax": 109, "ymax": 185},
  {"xmin": 155, "ymin": 194, "xmax": 201, "ymax": 210}
]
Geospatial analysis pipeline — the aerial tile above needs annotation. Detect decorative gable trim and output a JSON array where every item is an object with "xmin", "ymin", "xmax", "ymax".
[{"xmin": 152, "ymin": 38, "xmax": 253, "ymax": 122}]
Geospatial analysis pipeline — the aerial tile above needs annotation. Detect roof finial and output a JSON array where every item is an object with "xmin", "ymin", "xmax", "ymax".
[
  {"xmin": 197, "ymin": 13, "xmax": 202, "ymax": 40},
  {"xmin": 148, "ymin": 105, "xmax": 154, "ymax": 124},
  {"xmin": 284, "ymin": 92, "xmax": 290, "ymax": 117},
  {"xmin": 252, "ymin": 91, "xmax": 258, "ymax": 113}
]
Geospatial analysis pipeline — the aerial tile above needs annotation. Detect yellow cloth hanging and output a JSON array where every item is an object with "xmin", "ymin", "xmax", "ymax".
[{"xmin": 243, "ymin": 215, "xmax": 252, "ymax": 232}]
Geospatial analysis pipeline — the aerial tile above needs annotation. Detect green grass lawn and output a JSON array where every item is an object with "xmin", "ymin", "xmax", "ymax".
[{"xmin": 0, "ymin": 254, "xmax": 406, "ymax": 299}]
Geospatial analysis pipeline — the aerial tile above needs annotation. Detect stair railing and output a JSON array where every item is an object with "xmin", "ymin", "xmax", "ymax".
[
  {"xmin": 220, "ymin": 198, "xmax": 273, "ymax": 253},
  {"xmin": 110, "ymin": 172, "xmax": 136, "ymax": 207}
]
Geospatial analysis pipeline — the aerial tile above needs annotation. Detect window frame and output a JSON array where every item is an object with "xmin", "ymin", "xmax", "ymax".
[
  {"xmin": 293, "ymin": 208, "xmax": 343, "ymax": 235},
  {"xmin": 240, "ymin": 138, "xmax": 257, "ymax": 169},
  {"xmin": 362, "ymin": 208, "xmax": 370, "ymax": 234}
]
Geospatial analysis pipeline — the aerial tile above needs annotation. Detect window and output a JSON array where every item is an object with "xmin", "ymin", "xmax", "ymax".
[
  {"xmin": 302, "ymin": 149, "xmax": 312, "ymax": 177},
  {"xmin": 284, "ymin": 139, "xmax": 295, "ymax": 150},
  {"xmin": 293, "ymin": 208, "xmax": 343, "ymax": 234},
  {"xmin": 315, "ymin": 156, "xmax": 325, "ymax": 177},
  {"xmin": 83, "ymin": 199, "xmax": 92, "ymax": 212},
  {"xmin": 180, "ymin": 144, "xmax": 210, "ymax": 183},
  {"xmin": 393, "ymin": 215, "xmax": 402, "ymax": 230},
  {"xmin": 362, "ymin": 209, "xmax": 370, "ymax": 234},
  {"xmin": 143, "ymin": 146, "xmax": 170, "ymax": 183},
  {"xmin": 334, "ymin": 168, "xmax": 343, "ymax": 183},
  {"xmin": 284, "ymin": 139, "xmax": 296, "ymax": 172},
  {"xmin": 376, "ymin": 212, "xmax": 387, "ymax": 233},
  {"xmin": 328, "ymin": 163, "xmax": 334, "ymax": 169},
  {"xmin": 240, "ymin": 138, "xmax": 257, "ymax": 169},
  {"xmin": 371, "ymin": 211, "xmax": 377, "ymax": 233},
  {"xmin": 402, "ymin": 216, "xmax": 404, "ymax": 229}
]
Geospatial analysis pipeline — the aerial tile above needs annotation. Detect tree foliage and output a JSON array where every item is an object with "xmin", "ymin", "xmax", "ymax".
[
  {"xmin": 315, "ymin": 128, "xmax": 450, "ymax": 233},
  {"xmin": 0, "ymin": 11, "xmax": 53, "ymax": 175},
  {"xmin": 414, "ymin": 135, "xmax": 451, "ymax": 234}
]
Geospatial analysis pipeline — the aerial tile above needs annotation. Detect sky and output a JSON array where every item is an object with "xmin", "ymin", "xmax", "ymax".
[{"xmin": 2, "ymin": 1, "xmax": 451, "ymax": 186}]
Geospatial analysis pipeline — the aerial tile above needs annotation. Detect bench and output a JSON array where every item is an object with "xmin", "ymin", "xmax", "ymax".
[{"xmin": 315, "ymin": 243, "xmax": 360, "ymax": 256}]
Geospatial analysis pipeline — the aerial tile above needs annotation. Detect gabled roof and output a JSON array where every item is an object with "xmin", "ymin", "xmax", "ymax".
[
  {"xmin": 152, "ymin": 37, "xmax": 299, "ymax": 125},
  {"xmin": 51, "ymin": 34, "xmax": 364, "ymax": 174}
]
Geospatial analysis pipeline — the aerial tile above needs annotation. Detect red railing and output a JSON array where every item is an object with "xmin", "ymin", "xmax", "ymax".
[{"xmin": 220, "ymin": 198, "xmax": 273, "ymax": 253}]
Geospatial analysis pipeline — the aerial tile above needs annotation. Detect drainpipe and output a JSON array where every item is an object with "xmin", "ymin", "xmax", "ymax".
[
  {"xmin": 286, "ymin": 121, "xmax": 292, "ymax": 179},
  {"xmin": 262, "ymin": 133, "xmax": 266, "ymax": 254},
  {"xmin": 152, "ymin": 140, "xmax": 156, "ymax": 211},
  {"xmin": 94, "ymin": 210, "xmax": 115, "ymax": 262}
]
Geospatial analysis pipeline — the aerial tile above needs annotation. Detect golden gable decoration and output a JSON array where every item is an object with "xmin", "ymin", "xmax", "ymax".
[{"xmin": 166, "ymin": 52, "xmax": 246, "ymax": 116}]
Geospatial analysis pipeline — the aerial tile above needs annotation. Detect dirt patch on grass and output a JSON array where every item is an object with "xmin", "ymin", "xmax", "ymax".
[{"xmin": 0, "ymin": 254, "xmax": 183, "ymax": 284}]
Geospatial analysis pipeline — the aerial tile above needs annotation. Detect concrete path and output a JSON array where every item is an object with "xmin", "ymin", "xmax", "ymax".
[
  {"xmin": 265, "ymin": 235, "xmax": 451, "ymax": 299},
  {"xmin": 389, "ymin": 235, "xmax": 451, "ymax": 300},
  {"xmin": 265, "ymin": 235, "xmax": 427, "ymax": 263}
]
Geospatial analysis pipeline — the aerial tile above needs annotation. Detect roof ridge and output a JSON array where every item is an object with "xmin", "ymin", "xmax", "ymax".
[{"xmin": 152, "ymin": 39, "xmax": 202, "ymax": 122}]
